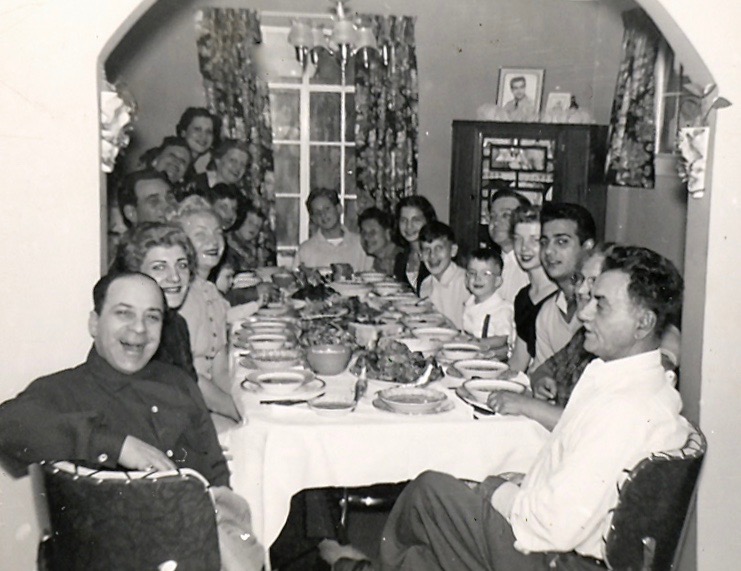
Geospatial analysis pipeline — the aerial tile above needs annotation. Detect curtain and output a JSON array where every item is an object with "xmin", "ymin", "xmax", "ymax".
[
  {"xmin": 605, "ymin": 9, "xmax": 662, "ymax": 189},
  {"xmin": 196, "ymin": 8, "xmax": 276, "ymax": 265},
  {"xmin": 354, "ymin": 15, "xmax": 419, "ymax": 214}
]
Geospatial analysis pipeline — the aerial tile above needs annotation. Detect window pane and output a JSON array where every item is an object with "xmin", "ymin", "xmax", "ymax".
[
  {"xmin": 275, "ymin": 196, "xmax": 300, "ymax": 247},
  {"xmin": 344, "ymin": 148, "xmax": 356, "ymax": 196},
  {"xmin": 310, "ymin": 93, "xmax": 341, "ymax": 142},
  {"xmin": 310, "ymin": 146, "xmax": 340, "ymax": 190},
  {"xmin": 270, "ymin": 90, "xmax": 300, "ymax": 141},
  {"xmin": 345, "ymin": 93, "xmax": 355, "ymax": 142},
  {"xmin": 344, "ymin": 198, "xmax": 358, "ymax": 233},
  {"xmin": 274, "ymin": 144, "xmax": 300, "ymax": 195}
]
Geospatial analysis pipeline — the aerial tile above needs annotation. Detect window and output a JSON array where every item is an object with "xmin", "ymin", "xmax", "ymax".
[{"xmin": 260, "ymin": 25, "xmax": 357, "ymax": 267}]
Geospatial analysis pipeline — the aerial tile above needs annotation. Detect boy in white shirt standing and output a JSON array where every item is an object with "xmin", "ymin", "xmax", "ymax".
[
  {"xmin": 462, "ymin": 246, "xmax": 514, "ymax": 351},
  {"xmin": 418, "ymin": 221, "xmax": 469, "ymax": 329}
]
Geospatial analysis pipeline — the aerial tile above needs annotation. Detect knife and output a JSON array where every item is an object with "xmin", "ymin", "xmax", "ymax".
[
  {"xmin": 260, "ymin": 393, "xmax": 324, "ymax": 406},
  {"xmin": 353, "ymin": 366, "xmax": 368, "ymax": 405}
]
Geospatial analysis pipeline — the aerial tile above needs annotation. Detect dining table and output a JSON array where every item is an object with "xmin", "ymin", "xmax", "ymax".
[{"xmin": 219, "ymin": 334, "xmax": 551, "ymax": 551}]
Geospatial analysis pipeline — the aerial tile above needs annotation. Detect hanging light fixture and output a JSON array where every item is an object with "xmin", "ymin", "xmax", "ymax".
[{"xmin": 287, "ymin": 0, "xmax": 384, "ymax": 71}]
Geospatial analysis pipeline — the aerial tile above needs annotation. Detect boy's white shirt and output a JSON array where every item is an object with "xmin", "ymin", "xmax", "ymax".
[
  {"xmin": 462, "ymin": 291, "xmax": 514, "ymax": 341},
  {"xmin": 419, "ymin": 263, "xmax": 469, "ymax": 329}
]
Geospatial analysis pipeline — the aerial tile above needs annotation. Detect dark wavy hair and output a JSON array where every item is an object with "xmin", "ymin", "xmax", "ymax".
[
  {"xmin": 306, "ymin": 187, "xmax": 340, "ymax": 212},
  {"xmin": 540, "ymin": 202, "xmax": 596, "ymax": 245},
  {"xmin": 114, "ymin": 222, "xmax": 196, "ymax": 284},
  {"xmin": 469, "ymin": 245, "xmax": 504, "ymax": 273},
  {"xmin": 418, "ymin": 220, "xmax": 456, "ymax": 245},
  {"xmin": 509, "ymin": 204, "xmax": 541, "ymax": 238},
  {"xmin": 117, "ymin": 168, "xmax": 171, "ymax": 227},
  {"xmin": 358, "ymin": 207, "xmax": 394, "ymax": 231},
  {"xmin": 93, "ymin": 272, "xmax": 165, "ymax": 315},
  {"xmin": 394, "ymin": 195, "xmax": 438, "ymax": 246},
  {"xmin": 602, "ymin": 245, "xmax": 683, "ymax": 337},
  {"xmin": 175, "ymin": 107, "xmax": 221, "ymax": 150}
]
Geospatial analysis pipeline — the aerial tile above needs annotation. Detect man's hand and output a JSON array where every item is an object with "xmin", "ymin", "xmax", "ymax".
[
  {"xmin": 531, "ymin": 375, "xmax": 557, "ymax": 401},
  {"xmin": 118, "ymin": 435, "xmax": 176, "ymax": 471},
  {"xmin": 486, "ymin": 391, "xmax": 532, "ymax": 416}
]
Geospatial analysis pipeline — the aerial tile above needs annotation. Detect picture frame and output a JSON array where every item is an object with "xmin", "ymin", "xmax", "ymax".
[
  {"xmin": 496, "ymin": 67, "xmax": 545, "ymax": 114},
  {"xmin": 545, "ymin": 92, "xmax": 572, "ymax": 113}
]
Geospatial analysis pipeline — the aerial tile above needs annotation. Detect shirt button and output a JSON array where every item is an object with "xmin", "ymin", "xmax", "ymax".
[
  {"xmin": 151, "ymin": 405, "xmax": 159, "ymax": 413},
  {"xmin": 166, "ymin": 449, "xmax": 174, "ymax": 458},
  {"xmin": 98, "ymin": 453, "xmax": 108, "ymax": 463}
]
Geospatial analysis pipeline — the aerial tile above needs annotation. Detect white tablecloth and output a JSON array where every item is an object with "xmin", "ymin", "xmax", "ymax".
[{"xmin": 220, "ymin": 360, "xmax": 550, "ymax": 548}]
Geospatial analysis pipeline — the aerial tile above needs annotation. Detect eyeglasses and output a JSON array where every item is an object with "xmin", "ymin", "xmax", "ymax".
[
  {"xmin": 465, "ymin": 270, "xmax": 497, "ymax": 280},
  {"xmin": 571, "ymin": 273, "xmax": 596, "ymax": 289}
]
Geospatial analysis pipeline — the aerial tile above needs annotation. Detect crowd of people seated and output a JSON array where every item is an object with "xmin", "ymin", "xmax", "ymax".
[{"xmin": 0, "ymin": 105, "xmax": 691, "ymax": 571}]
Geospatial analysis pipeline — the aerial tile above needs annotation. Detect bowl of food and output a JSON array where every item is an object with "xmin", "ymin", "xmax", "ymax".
[
  {"xmin": 439, "ymin": 342, "xmax": 481, "ymax": 362},
  {"xmin": 455, "ymin": 359, "xmax": 509, "ymax": 380},
  {"xmin": 246, "ymin": 348, "xmax": 303, "ymax": 371},
  {"xmin": 305, "ymin": 344, "xmax": 353, "ymax": 375},
  {"xmin": 402, "ymin": 314, "xmax": 446, "ymax": 329},
  {"xmin": 373, "ymin": 282, "xmax": 405, "ymax": 297},
  {"xmin": 249, "ymin": 369, "xmax": 313, "ymax": 396},
  {"xmin": 395, "ymin": 301, "xmax": 430, "ymax": 315},
  {"xmin": 463, "ymin": 379, "xmax": 526, "ymax": 403},
  {"xmin": 395, "ymin": 337, "xmax": 441, "ymax": 357},
  {"xmin": 411, "ymin": 327, "xmax": 459, "ymax": 343},
  {"xmin": 378, "ymin": 386, "xmax": 447, "ymax": 414},
  {"xmin": 308, "ymin": 394, "xmax": 356, "ymax": 417},
  {"xmin": 272, "ymin": 271, "xmax": 297, "ymax": 289},
  {"xmin": 244, "ymin": 333, "xmax": 289, "ymax": 351}
]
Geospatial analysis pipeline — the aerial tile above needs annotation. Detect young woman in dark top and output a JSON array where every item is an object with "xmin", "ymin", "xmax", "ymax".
[
  {"xmin": 115, "ymin": 222, "xmax": 197, "ymax": 382},
  {"xmin": 507, "ymin": 205, "xmax": 558, "ymax": 372},
  {"xmin": 176, "ymin": 107, "xmax": 221, "ymax": 184},
  {"xmin": 392, "ymin": 195, "xmax": 437, "ymax": 294}
]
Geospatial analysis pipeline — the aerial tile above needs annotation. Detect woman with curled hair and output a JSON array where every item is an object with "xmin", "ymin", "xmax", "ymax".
[
  {"xmin": 176, "ymin": 107, "xmax": 220, "ymax": 177},
  {"xmin": 192, "ymin": 139, "xmax": 250, "ymax": 195},
  {"xmin": 393, "ymin": 195, "xmax": 438, "ymax": 294},
  {"xmin": 115, "ymin": 222, "xmax": 197, "ymax": 382}
]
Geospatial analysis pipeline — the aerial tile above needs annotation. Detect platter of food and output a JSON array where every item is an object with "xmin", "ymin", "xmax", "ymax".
[{"xmin": 351, "ymin": 339, "xmax": 443, "ymax": 383}]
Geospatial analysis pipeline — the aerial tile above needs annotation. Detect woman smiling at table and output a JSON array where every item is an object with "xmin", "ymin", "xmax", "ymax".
[{"xmin": 393, "ymin": 195, "xmax": 437, "ymax": 295}]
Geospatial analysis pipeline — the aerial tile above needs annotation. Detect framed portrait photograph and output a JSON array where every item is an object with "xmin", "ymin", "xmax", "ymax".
[
  {"xmin": 545, "ymin": 92, "xmax": 572, "ymax": 113},
  {"xmin": 496, "ymin": 68, "xmax": 545, "ymax": 117}
]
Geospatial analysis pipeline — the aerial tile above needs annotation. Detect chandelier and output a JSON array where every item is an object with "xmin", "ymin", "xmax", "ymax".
[{"xmin": 287, "ymin": 0, "xmax": 388, "ymax": 72}]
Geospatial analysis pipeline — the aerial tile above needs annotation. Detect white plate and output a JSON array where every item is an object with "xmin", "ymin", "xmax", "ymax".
[
  {"xmin": 455, "ymin": 359, "xmax": 509, "ymax": 380},
  {"xmin": 377, "ymin": 386, "xmax": 448, "ymax": 414},
  {"xmin": 242, "ymin": 369, "xmax": 314, "ymax": 395},
  {"xmin": 462, "ymin": 379, "xmax": 527, "ymax": 403},
  {"xmin": 438, "ymin": 343, "xmax": 482, "ymax": 362},
  {"xmin": 402, "ymin": 314, "xmax": 446, "ymax": 329},
  {"xmin": 241, "ymin": 376, "xmax": 325, "ymax": 401},
  {"xmin": 411, "ymin": 327, "xmax": 459, "ymax": 343},
  {"xmin": 455, "ymin": 385, "xmax": 495, "ymax": 414},
  {"xmin": 372, "ymin": 396, "xmax": 454, "ymax": 415}
]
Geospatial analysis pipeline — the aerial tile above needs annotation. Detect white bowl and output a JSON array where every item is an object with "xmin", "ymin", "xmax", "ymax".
[
  {"xmin": 308, "ymin": 395, "xmax": 356, "ymax": 417},
  {"xmin": 412, "ymin": 327, "xmax": 458, "ymax": 343},
  {"xmin": 402, "ymin": 314, "xmax": 446, "ymax": 329},
  {"xmin": 331, "ymin": 282, "xmax": 372, "ymax": 298},
  {"xmin": 396, "ymin": 337, "xmax": 442, "ymax": 357},
  {"xmin": 249, "ymin": 370, "xmax": 313, "ymax": 395},
  {"xmin": 439, "ymin": 343, "xmax": 481, "ymax": 362},
  {"xmin": 395, "ymin": 302, "xmax": 430, "ymax": 315},
  {"xmin": 463, "ymin": 379, "xmax": 526, "ymax": 403},
  {"xmin": 357, "ymin": 271, "xmax": 387, "ymax": 284},
  {"xmin": 232, "ymin": 272, "xmax": 262, "ymax": 289},
  {"xmin": 246, "ymin": 349, "xmax": 303, "ymax": 371},
  {"xmin": 455, "ymin": 359, "xmax": 509, "ymax": 380},
  {"xmin": 378, "ymin": 386, "xmax": 447, "ymax": 414},
  {"xmin": 373, "ymin": 282, "xmax": 405, "ymax": 297},
  {"xmin": 244, "ymin": 333, "xmax": 288, "ymax": 351}
]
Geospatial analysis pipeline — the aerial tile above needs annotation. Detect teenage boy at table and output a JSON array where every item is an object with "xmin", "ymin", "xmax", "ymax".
[
  {"xmin": 529, "ymin": 202, "xmax": 595, "ymax": 371},
  {"xmin": 418, "ymin": 221, "xmax": 469, "ymax": 330},
  {"xmin": 379, "ymin": 246, "xmax": 691, "ymax": 570},
  {"xmin": 293, "ymin": 187, "xmax": 373, "ymax": 271},
  {"xmin": 487, "ymin": 188, "xmax": 531, "ymax": 305},
  {"xmin": 462, "ymin": 246, "xmax": 513, "ymax": 351},
  {"xmin": 0, "ymin": 272, "xmax": 263, "ymax": 571}
]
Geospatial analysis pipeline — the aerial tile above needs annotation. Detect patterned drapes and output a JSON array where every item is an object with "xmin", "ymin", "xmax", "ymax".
[
  {"xmin": 605, "ymin": 9, "xmax": 661, "ymax": 189},
  {"xmin": 196, "ymin": 8, "xmax": 276, "ymax": 265},
  {"xmin": 354, "ymin": 15, "xmax": 419, "ymax": 214}
]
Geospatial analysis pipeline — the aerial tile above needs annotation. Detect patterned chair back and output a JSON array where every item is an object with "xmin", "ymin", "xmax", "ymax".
[
  {"xmin": 603, "ymin": 423, "xmax": 706, "ymax": 570},
  {"xmin": 32, "ymin": 461, "xmax": 221, "ymax": 571}
]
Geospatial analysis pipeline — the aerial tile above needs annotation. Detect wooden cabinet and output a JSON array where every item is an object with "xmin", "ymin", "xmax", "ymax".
[{"xmin": 448, "ymin": 121, "xmax": 608, "ymax": 256}]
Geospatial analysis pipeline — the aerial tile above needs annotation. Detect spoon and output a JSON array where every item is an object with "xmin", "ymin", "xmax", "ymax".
[{"xmin": 412, "ymin": 362, "xmax": 435, "ymax": 387}]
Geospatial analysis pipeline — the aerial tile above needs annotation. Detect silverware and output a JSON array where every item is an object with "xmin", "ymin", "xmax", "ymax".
[
  {"xmin": 353, "ymin": 366, "xmax": 368, "ymax": 407},
  {"xmin": 412, "ymin": 362, "xmax": 435, "ymax": 387},
  {"xmin": 260, "ymin": 393, "xmax": 324, "ymax": 406}
]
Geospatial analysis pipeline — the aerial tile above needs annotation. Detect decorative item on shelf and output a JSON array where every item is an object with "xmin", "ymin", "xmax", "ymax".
[
  {"xmin": 495, "ymin": 67, "xmax": 544, "ymax": 123},
  {"xmin": 675, "ymin": 82, "xmax": 732, "ymax": 198},
  {"xmin": 541, "ymin": 93, "xmax": 593, "ymax": 124},
  {"xmin": 100, "ymin": 80, "xmax": 136, "ymax": 173},
  {"xmin": 287, "ymin": 0, "xmax": 386, "ymax": 74}
]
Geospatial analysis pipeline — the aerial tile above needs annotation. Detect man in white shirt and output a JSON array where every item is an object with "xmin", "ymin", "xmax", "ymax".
[
  {"xmin": 531, "ymin": 203, "xmax": 595, "ymax": 370},
  {"xmin": 487, "ymin": 188, "xmax": 531, "ymax": 305},
  {"xmin": 379, "ymin": 245, "xmax": 690, "ymax": 570},
  {"xmin": 293, "ymin": 188, "xmax": 373, "ymax": 271}
]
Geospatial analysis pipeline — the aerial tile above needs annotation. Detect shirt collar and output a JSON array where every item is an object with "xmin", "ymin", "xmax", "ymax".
[
  {"xmin": 86, "ymin": 346, "xmax": 161, "ymax": 392},
  {"xmin": 318, "ymin": 226, "xmax": 346, "ymax": 242},
  {"xmin": 580, "ymin": 350, "xmax": 663, "ymax": 387},
  {"xmin": 432, "ymin": 263, "xmax": 461, "ymax": 286}
]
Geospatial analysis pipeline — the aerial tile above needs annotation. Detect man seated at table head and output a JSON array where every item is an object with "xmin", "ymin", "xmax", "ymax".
[
  {"xmin": 293, "ymin": 187, "xmax": 373, "ymax": 272},
  {"xmin": 379, "ymin": 245, "xmax": 691, "ymax": 570},
  {"xmin": 530, "ymin": 201, "xmax": 596, "ymax": 371},
  {"xmin": 0, "ymin": 272, "xmax": 263, "ymax": 570},
  {"xmin": 119, "ymin": 168, "xmax": 178, "ymax": 228}
]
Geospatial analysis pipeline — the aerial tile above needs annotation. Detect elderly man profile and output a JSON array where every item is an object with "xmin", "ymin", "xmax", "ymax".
[
  {"xmin": 379, "ymin": 246, "xmax": 691, "ymax": 570},
  {"xmin": 0, "ymin": 272, "xmax": 263, "ymax": 570},
  {"xmin": 503, "ymin": 75, "xmax": 536, "ymax": 121},
  {"xmin": 118, "ymin": 168, "xmax": 178, "ymax": 228}
]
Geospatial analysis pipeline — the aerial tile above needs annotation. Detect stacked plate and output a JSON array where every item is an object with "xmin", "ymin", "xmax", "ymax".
[{"xmin": 374, "ymin": 386, "xmax": 450, "ymax": 415}]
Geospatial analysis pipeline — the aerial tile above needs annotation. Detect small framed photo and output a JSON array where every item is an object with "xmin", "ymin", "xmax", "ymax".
[
  {"xmin": 496, "ymin": 68, "xmax": 545, "ymax": 114},
  {"xmin": 545, "ymin": 92, "xmax": 572, "ymax": 113}
]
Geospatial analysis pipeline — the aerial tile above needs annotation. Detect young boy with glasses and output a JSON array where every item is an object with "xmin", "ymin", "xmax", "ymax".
[{"xmin": 462, "ymin": 247, "xmax": 514, "ymax": 351}]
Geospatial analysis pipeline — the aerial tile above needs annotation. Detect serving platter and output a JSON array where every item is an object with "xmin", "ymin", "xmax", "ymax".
[{"xmin": 372, "ymin": 396, "xmax": 454, "ymax": 415}]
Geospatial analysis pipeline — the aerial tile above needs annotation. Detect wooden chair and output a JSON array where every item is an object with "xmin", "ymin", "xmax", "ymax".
[
  {"xmin": 600, "ymin": 423, "xmax": 706, "ymax": 570},
  {"xmin": 32, "ymin": 461, "xmax": 221, "ymax": 571}
]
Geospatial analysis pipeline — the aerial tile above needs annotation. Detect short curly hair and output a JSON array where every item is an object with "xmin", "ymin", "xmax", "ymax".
[
  {"xmin": 602, "ymin": 245, "xmax": 683, "ymax": 337},
  {"xmin": 115, "ymin": 222, "xmax": 196, "ymax": 283}
]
